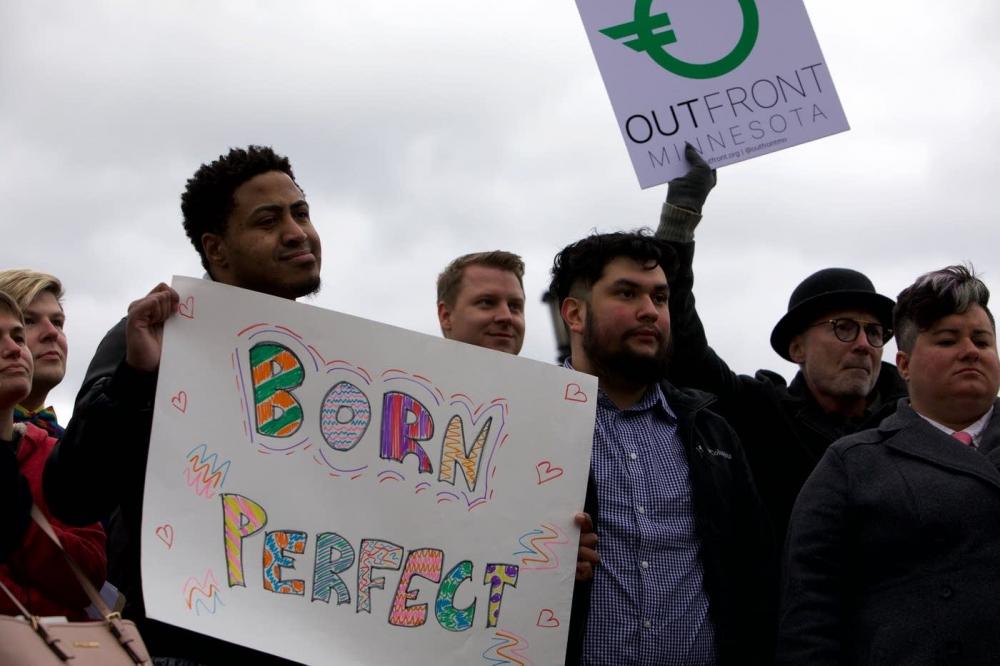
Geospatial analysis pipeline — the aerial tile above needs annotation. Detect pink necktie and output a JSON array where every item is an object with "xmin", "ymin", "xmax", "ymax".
[{"xmin": 952, "ymin": 431, "xmax": 975, "ymax": 448}]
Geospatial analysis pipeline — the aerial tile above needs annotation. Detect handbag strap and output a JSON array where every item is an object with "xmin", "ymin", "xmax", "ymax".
[
  {"xmin": 1, "ymin": 506, "xmax": 149, "ymax": 665},
  {"xmin": 0, "ymin": 575, "xmax": 75, "ymax": 660},
  {"xmin": 0, "ymin": 576, "xmax": 35, "ymax": 620},
  {"xmin": 29, "ymin": 505, "xmax": 115, "ymax": 619}
]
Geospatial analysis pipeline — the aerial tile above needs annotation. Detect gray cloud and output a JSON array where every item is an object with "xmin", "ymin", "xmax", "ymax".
[{"xmin": 1, "ymin": 0, "xmax": 996, "ymax": 420}]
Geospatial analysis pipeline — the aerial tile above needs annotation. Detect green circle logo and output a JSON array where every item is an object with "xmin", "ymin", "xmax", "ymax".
[{"xmin": 599, "ymin": 0, "xmax": 759, "ymax": 79}]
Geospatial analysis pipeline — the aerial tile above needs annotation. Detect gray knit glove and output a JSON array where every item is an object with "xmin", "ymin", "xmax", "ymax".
[{"xmin": 665, "ymin": 143, "xmax": 717, "ymax": 214}]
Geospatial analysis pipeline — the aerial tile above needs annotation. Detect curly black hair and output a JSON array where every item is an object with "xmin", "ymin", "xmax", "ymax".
[
  {"xmin": 549, "ymin": 230, "xmax": 676, "ymax": 304},
  {"xmin": 180, "ymin": 146, "xmax": 299, "ymax": 271}
]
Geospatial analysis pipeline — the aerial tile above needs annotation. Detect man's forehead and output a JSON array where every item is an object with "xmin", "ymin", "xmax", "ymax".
[
  {"xmin": 459, "ymin": 265, "xmax": 524, "ymax": 296},
  {"xmin": 599, "ymin": 256, "xmax": 668, "ymax": 286},
  {"xmin": 233, "ymin": 171, "xmax": 304, "ymax": 206},
  {"xmin": 26, "ymin": 291, "xmax": 64, "ymax": 314},
  {"xmin": 925, "ymin": 306, "xmax": 995, "ymax": 333},
  {"xmin": 0, "ymin": 314, "xmax": 23, "ymax": 334},
  {"xmin": 817, "ymin": 307, "xmax": 882, "ymax": 322}
]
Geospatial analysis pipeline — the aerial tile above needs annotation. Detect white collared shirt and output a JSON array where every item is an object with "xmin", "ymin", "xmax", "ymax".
[{"xmin": 917, "ymin": 405, "xmax": 994, "ymax": 448}]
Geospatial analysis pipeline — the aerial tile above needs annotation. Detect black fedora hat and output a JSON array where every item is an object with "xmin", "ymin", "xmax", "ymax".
[{"xmin": 770, "ymin": 268, "xmax": 895, "ymax": 362}]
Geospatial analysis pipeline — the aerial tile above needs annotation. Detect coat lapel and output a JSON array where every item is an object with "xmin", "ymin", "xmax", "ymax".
[{"xmin": 882, "ymin": 401, "xmax": 1000, "ymax": 491}]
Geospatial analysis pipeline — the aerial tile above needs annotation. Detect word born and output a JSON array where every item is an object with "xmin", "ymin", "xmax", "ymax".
[{"xmin": 251, "ymin": 342, "xmax": 495, "ymax": 490}]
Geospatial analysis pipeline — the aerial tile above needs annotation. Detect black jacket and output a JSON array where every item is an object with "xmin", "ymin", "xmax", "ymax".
[
  {"xmin": 665, "ymin": 240, "xmax": 908, "ymax": 543},
  {"xmin": 566, "ymin": 381, "xmax": 774, "ymax": 665},
  {"xmin": 45, "ymin": 318, "xmax": 300, "ymax": 665},
  {"xmin": 778, "ymin": 400, "xmax": 1000, "ymax": 664},
  {"xmin": 0, "ymin": 432, "xmax": 33, "ymax": 562}
]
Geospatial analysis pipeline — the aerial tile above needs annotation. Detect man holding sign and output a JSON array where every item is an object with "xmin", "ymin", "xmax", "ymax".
[
  {"xmin": 550, "ymin": 231, "xmax": 773, "ymax": 665},
  {"xmin": 46, "ymin": 145, "xmax": 316, "ymax": 665}
]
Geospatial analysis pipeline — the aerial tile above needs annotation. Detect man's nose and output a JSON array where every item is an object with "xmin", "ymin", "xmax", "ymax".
[
  {"xmin": 494, "ymin": 303, "xmax": 512, "ymax": 322},
  {"xmin": 958, "ymin": 336, "xmax": 981, "ymax": 360},
  {"xmin": 36, "ymin": 318, "xmax": 59, "ymax": 340},
  {"xmin": 0, "ymin": 336, "xmax": 20, "ymax": 357},
  {"xmin": 637, "ymin": 295, "xmax": 659, "ymax": 321},
  {"xmin": 850, "ymin": 329, "xmax": 878, "ymax": 352},
  {"xmin": 281, "ymin": 214, "xmax": 308, "ymax": 244}
]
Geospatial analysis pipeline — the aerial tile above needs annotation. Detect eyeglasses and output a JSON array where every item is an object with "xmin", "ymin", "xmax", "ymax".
[{"xmin": 809, "ymin": 318, "xmax": 891, "ymax": 347}]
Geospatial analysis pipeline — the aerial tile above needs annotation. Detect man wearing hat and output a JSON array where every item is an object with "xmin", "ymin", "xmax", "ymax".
[{"xmin": 656, "ymin": 147, "xmax": 908, "ymax": 541}]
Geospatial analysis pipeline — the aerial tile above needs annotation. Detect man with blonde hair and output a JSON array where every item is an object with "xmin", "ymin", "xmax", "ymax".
[
  {"xmin": 0, "ymin": 269, "xmax": 68, "ymax": 437},
  {"xmin": 437, "ymin": 251, "xmax": 527, "ymax": 354}
]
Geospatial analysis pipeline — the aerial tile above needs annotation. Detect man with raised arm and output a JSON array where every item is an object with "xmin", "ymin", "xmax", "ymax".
[
  {"xmin": 657, "ymin": 146, "xmax": 907, "ymax": 542},
  {"xmin": 551, "ymin": 230, "xmax": 772, "ymax": 665}
]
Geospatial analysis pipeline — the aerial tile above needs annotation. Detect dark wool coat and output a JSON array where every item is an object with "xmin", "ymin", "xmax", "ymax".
[{"xmin": 778, "ymin": 400, "xmax": 1000, "ymax": 665}]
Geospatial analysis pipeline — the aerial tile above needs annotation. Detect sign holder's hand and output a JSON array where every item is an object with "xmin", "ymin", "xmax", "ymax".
[
  {"xmin": 125, "ymin": 283, "xmax": 180, "ymax": 373},
  {"xmin": 666, "ymin": 143, "xmax": 717, "ymax": 214},
  {"xmin": 575, "ymin": 512, "xmax": 599, "ymax": 582}
]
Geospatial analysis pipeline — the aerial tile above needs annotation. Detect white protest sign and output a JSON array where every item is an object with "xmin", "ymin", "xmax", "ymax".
[
  {"xmin": 575, "ymin": 0, "xmax": 849, "ymax": 187},
  {"xmin": 141, "ymin": 277, "xmax": 596, "ymax": 665}
]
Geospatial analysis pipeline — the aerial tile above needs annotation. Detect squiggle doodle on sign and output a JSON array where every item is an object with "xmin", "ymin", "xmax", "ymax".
[
  {"xmin": 193, "ymin": 595, "xmax": 225, "ymax": 616},
  {"xmin": 512, "ymin": 523, "xmax": 569, "ymax": 570},
  {"xmin": 482, "ymin": 629, "xmax": 533, "ymax": 666},
  {"xmin": 183, "ymin": 570, "xmax": 223, "ymax": 616},
  {"xmin": 184, "ymin": 444, "xmax": 231, "ymax": 499}
]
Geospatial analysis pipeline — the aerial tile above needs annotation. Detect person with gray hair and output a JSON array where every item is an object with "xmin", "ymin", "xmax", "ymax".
[
  {"xmin": 656, "ymin": 146, "xmax": 907, "ymax": 545},
  {"xmin": 778, "ymin": 265, "xmax": 1000, "ymax": 664}
]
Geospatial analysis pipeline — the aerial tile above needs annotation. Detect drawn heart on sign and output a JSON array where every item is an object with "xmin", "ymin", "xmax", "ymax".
[
  {"xmin": 563, "ymin": 383, "xmax": 588, "ymax": 403},
  {"xmin": 155, "ymin": 524, "xmax": 174, "ymax": 549},
  {"xmin": 535, "ymin": 460, "xmax": 564, "ymax": 485},
  {"xmin": 171, "ymin": 391, "xmax": 188, "ymax": 413},
  {"xmin": 536, "ymin": 609, "xmax": 560, "ymax": 628},
  {"xmin": 178, "ymin": 296, "xmax": 195, "ymax": 319}
]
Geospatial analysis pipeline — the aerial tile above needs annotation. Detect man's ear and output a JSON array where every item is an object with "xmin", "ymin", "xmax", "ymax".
[
  {"xmin": 896, "ymin": 350, "xmax": 910, "ymax": 381},
  {"xmin": 788, "ymin": 334, "xmax": 806, "ymax": 364},
  {"xmin": 561, "ymin": 296, "xmax": 585, "ymax": 334},
  {"xmin": 201, "ymin": 233, "xmax": 227, "ymax": 270},
  {"xmin": 437, "ymin": 301, "xmax": 452, "ymax": 337}
]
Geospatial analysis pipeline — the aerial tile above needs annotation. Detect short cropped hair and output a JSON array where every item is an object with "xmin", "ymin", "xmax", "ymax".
[
  {"xmin": 893, "ymin": 264, "xmax": 994, "ymax": 352},
  {"xmin": 0, "ymin": 270, "xmax": 63, "ymax": 311},
  {"xmin": 436, "ymin": 251, "xmax": 525, "ymax": 307},
  {"xmin": 181, "ymin": 145, "xmax": 299, "ymax": 272},
  {"xmin": 549, "ymin": 230, "xmax": 676, "ymax": 304},
  {"xmin": 0, "ymin": 291, "xmax": 25, "ymax": 324}
]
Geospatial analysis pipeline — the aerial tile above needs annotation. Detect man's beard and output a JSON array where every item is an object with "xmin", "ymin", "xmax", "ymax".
[{"xmin": 582, "ymin": 309, "xmax": 671, "ymax": 386}]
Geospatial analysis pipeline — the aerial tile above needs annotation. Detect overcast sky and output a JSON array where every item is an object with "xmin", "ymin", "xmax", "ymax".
[{"xmin": 2, "ymin": 0, "xmax": 998, "ymax": 420}]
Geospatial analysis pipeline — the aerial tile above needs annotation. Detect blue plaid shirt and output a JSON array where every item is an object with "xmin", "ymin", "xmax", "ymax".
[{"xmin": 582, "ymin": 381, "xmax": 717, "ymax": 665}]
